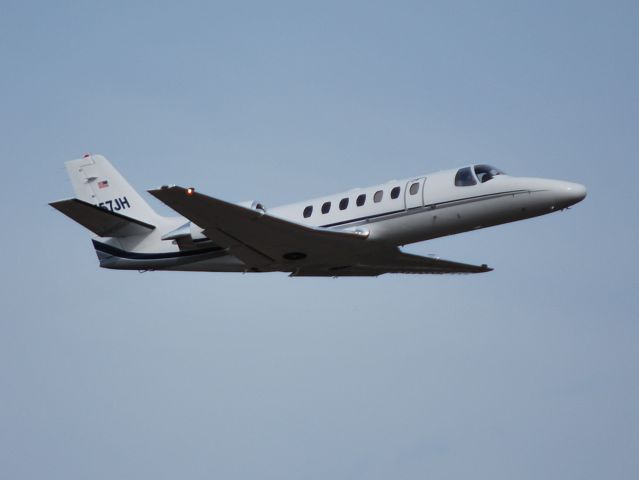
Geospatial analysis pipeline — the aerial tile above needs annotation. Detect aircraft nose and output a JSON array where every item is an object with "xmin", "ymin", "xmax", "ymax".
[{"xmin": 555, "ymin": 181, "xmax": 587, "ymax": 207}]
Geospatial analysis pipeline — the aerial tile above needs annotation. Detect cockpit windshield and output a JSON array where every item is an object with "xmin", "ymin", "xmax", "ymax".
[
  {"xmin": 473, "ymin": 164, "xmax": 505, "ymax": 183},
  {"xmin": 455, "ymin": 165, "xmax": 505, "ymax": 186}
]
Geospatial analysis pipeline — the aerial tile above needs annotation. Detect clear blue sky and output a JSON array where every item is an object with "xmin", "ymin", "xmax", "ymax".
[{"xmin": 1, "ymin": 1, "xmax": 638, "ymax": 479}]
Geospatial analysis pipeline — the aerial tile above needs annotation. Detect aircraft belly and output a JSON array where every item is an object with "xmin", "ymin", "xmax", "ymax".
[
  {"xmin": 96, "ymin": 246, "xmax": 246, "ymax": 272},
  {"xmin": 161, "ymin": 255, "xmax": 247, "ymax": 272},
  {"xmin": 421, "ymin": 193, "xmax": 538, "ymax": 239}
]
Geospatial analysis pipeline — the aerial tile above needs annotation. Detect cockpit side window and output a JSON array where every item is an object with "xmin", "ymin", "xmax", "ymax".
[
  {"xmin": 454, "ymin": 167, "xmax": 477, "ymax": 186},
  {"xmin": 474, "ymin": 164, "xmax": 505, "ymax": 183}
]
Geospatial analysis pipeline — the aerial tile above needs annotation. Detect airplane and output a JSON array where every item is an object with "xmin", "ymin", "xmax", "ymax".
[{"xmin": 50, "ymin": 154, "xmax": 586, "ymax": 277}]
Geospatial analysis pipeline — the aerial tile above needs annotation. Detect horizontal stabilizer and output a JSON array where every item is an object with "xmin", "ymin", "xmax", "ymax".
[{"xmin": 50, "ymin": 198, "xmax": 155, "ymax": 237}]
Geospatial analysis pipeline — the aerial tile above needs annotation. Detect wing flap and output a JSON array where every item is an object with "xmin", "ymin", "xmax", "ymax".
[{"xmin": 50, "ymin": 198, "xmax": 155, "ymax": 237}]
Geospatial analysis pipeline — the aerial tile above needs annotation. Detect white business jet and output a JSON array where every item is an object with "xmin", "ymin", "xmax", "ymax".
[{"xmin": 50, "ymin": 155, "xmax": 586, "ymax": 276}]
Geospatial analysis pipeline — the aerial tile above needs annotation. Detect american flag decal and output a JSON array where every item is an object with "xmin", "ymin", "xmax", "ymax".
[{"xmin": 97, "ymin": 180, "xmax": 109, "ymax": 189}]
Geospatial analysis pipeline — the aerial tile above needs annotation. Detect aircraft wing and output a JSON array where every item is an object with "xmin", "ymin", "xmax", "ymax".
[
  {"xmin": 148, "ymin": 186, "xmax": 491, "ymax": 276},
  {"xmin": 148, "ymin": 186, "xmax": 368, "ymax": 268}
]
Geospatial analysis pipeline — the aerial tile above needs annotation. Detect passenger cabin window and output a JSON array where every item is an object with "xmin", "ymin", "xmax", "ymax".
[
  {"xmin": 374, "ymin": 190, "xmax": 383, "ymax": 203},
  {"xmin": 454, "ymin": 167, "xmax": 477, "ymax": 186},
  {"xmin": 409, "ymin": 182, "xmax": 420, "ymax": 195},
  {"xmin": 303, "ymin": 205, "xmax": 313, "ymax": 218},
  {"xmin": 390, "ymin": 186, "xmax": 400, "ymax": 199},
  {"xmin": 339, "ymin": 198, "xmax": 349, "ymax": 210},
  {"xmin": 321, "ymin": 201, "xmax": 331, "ymax": 214},
  {"xmin": 356, "ymin": 194, "xmax": 366, "ymax": 206},
  {"xmin": 474, "ymin": 164, "xmax": 505, "ymax": 183}
]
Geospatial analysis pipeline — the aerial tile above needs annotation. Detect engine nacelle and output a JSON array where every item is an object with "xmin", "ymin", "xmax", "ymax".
[
  {"xmin": 162, "ymin": 201, "xmax": 266, "ymax": 243},
  {"xmin": 238, "ymin": 200, "xmax": 266, "ymax": 212}
]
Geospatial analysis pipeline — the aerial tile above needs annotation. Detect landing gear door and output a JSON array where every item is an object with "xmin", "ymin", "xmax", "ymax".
[{"xmin": 405, "ymin": 177, "xmax": 425, "ymax": 209}]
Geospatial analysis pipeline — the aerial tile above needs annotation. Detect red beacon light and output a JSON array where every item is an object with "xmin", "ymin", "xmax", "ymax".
[
  {"xmin": 186, "ymin": 187, "xmax": 195, "ymax": 195},
  {"xmin": 82, "ymin": 153, "xmax": 90, "ymax": 158}
]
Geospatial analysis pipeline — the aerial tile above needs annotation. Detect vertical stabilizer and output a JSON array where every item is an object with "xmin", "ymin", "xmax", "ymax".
[{"xmin": 65, "ymin": 154, "xmax": 160, "ymax": 223}]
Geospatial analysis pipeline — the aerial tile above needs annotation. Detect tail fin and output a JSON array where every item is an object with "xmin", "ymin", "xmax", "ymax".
[{"xmin": 64, "ymin": 154, "xmax": 161, "ymax": 224}]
